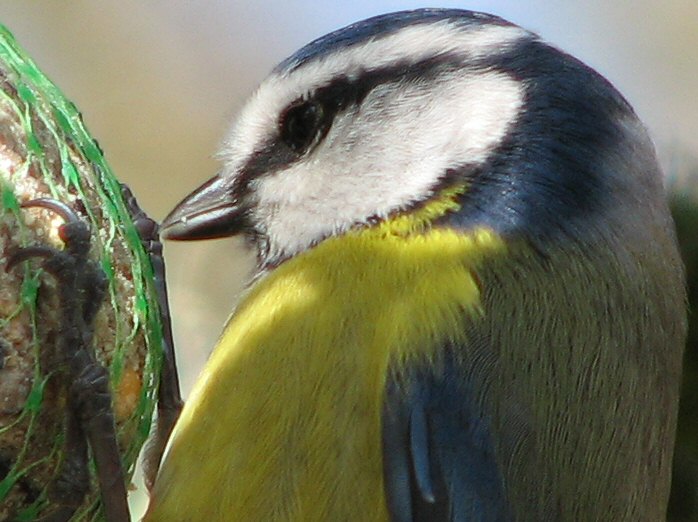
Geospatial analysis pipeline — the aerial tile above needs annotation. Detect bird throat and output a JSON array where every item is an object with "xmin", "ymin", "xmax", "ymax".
[
  {"xmin": 364, "ymin": 184, "xmax": 467, "ymax": 239},
  {"xmin": 148, "ymin": 184, "xmax": 507, "ymax": 521}
]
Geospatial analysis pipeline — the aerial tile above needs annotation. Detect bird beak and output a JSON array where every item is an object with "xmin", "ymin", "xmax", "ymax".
[{"xmin": 160, "ymin": 174, "xmax": 246, "ymax": 241}]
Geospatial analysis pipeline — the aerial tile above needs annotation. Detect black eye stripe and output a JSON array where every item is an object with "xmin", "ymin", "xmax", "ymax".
[
  {"xmin": 277, "ymin": 75, "xmax": 365, "ymax": 155},
  {"xmin": 279, "ymin": 100, "xmax": 326, "ymax": 153},
  {"xmin": 235, "ymin": 54, "xmax": 465, "ymax": 192},
  {"xmin": 277, "ymin": 55, "xmax": 463, "ymax": 156}
]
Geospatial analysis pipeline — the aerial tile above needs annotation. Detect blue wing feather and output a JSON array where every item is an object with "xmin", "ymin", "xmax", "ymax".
[{"xmin": 382, "ymin": 349, "xmax": 513, "ymax": 521}]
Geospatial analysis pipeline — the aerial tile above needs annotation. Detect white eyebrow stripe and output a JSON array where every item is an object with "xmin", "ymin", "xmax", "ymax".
[
  {"xmin": 219, "ymin": 22, "xmax": 530, "ymax": 170},
  {"xmin": 285, "ymin": 22, "xmax": 530, "ymax": 84}
]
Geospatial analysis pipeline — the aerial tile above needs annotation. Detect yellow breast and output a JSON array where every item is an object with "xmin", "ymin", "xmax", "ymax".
[{"xmin": 146, "ymin": 197, "xmax": 505, "ymax": 521}]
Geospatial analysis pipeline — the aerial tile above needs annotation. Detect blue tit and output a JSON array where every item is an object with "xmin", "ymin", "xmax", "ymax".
[{"xmin": 145, "ymin": 9, "xmax": 686, "ymax": 522}]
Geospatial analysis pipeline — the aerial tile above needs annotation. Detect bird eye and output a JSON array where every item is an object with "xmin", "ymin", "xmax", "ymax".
[{"xmin": 279, "ymin": 100, "xmax": 325, "ymax": 154}]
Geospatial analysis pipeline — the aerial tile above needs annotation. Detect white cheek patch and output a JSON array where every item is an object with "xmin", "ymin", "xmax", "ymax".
[{"xmin": 252, "ymin": 70, "xmax": 524, "ymax": 260}]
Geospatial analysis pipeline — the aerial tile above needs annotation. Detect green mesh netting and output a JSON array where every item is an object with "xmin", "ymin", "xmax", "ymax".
[{"xmin": 0, "ymin": 25, "xmax": 162, "ymax": 521}]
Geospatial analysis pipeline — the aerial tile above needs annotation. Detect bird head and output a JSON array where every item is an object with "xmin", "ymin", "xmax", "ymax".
[{"xmin": 161, "ymin": 9, "xmax": 663, "ymax": 268}]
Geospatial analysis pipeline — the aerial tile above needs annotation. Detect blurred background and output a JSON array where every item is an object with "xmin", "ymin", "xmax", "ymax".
[{"xmin": 0, "ymin": 1, "xmax": 695, "ymax": 519}]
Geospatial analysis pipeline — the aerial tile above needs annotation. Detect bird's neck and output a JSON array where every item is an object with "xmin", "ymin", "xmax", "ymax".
[{"xmin": 362, "ymin": 184, "xmax": 467, "ymax": 238}]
